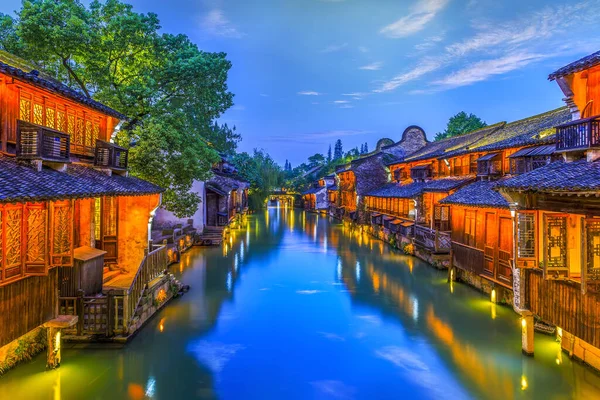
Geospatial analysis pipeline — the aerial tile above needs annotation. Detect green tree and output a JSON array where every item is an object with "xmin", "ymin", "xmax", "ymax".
[
  {"xmin": 327, "ymin": 144, "xmax": 332, "ymax": 163},
  {"xmin": 435, "ymin": 111, "xmax": 487, "ymax": 141},
  {"xmin": 333, "ymin": 139, "xmax": 343, "ymax": 160},
  {"xmin": 1, "ymin": 0, "xmax": 236, "ymax": 217},
  {"xmin": 232, "ymin": 150, "xmax": 283, "ymax": 210},
  {"xmin": 307, "ymin": 153, "xmax": 325, "ymax": 167}
]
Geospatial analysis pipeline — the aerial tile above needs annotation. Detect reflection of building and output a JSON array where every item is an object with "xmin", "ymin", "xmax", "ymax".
[{"xmin": 0, "ymin": 52, "xmax": 165, "ymax": 370}]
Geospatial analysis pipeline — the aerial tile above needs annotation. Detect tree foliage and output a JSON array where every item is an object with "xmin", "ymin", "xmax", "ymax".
[
  {"xmin": 435, "ymin": 111, "xmax": 487, "ymax": 141},
  {"xmin": 333, "ymin": 139, "xmax": 343, "ymax": 160},
  {"xmin": 0, "ymin": 0, "xmax": 238, "ymax": 217},
  {"xmin": 232, "ymin": 150, "xmax": 283, "ymax": 210}
]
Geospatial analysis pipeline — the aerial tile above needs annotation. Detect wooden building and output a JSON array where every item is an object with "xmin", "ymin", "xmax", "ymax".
[
  {"xmin": 363, "ymin": 107, "xmax": 570, "ymax": 298},
  {"xmin": 332, "ymin": 127, "xmax": 428, "ymax": 222},
  {"xmin": 302, "ymin": 175, "xmax": 334, "ymax": 211},
  {"xmin": 0, "ymin": 53, "xmax": 166, "ymax": 368},
  {"xmin": 496, "ymin": 51, "xmax": 600, "ymax": 369}
]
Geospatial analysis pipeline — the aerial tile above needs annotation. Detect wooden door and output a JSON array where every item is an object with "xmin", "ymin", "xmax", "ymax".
[
  {"xmin": 484, "ymin": 212, "xmax": 497, "ymax": 276},
  {"xmin": 498, "ymin": 217, "xmax": 513, "ymax": 283},
  {"xmin": 206, "ymin": 193, "xmax": 218, "ymax": 226},
  {"xmin": 102, "ymin": 197, "xmax": 118, "ymax": 264}
]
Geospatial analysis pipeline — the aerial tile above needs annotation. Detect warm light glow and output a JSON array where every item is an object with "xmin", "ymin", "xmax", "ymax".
[
  {"xmin": 159, "ymin": 318, "xmax": 165, "ymax": 333},
  {"xmin": 521, "ymin": 318, "xmax": 527, "ymax": 329},
  {"xmin": 521, "ymin": 376, "xmax": 528, "ymax": 391},
  {"xmin": 491, "ymin": 289, "xmax": 496, "ymax": 303},
  {"xmin": 557, "ymin": 327, "xmax": 563, "ymax": 340},
  {"xmin": 156, "ymin": 289, "xmax": 167, "ymax": 304},
  {"xmin": 55, "ymin": 331, "xmax": 61, "ymax": 352}
]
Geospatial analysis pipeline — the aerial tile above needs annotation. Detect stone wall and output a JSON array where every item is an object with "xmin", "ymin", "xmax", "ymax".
[{"xmin": 154, "ymin": 180, "xmax": 206, "ymax": 231}]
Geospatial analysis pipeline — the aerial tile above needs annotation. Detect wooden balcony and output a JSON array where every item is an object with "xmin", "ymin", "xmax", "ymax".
[
  {"xmin": 414, "ymin": 225, "xmax": 451, "ymax": 253},
  {"xmin": 477, "ymin": 153, "xmax": 502, "ymax": 177},
  {"xmin": 94, "ymin": 140, "xmax": 128, "ymax": 171},
  {"xmin": 410, "ymin": 165, "xmax": 432, "ymax": 181},
  {"xmin": 556, "ymin": 115, "xmax": 600, "ymax": 151},
  {"xmin": 16, "ymin": 120, "xmax": 70, "ymax": 163}
]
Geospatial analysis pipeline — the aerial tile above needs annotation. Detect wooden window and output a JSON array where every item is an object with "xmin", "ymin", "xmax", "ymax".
[
  {"xmin": 544, "ymin": 214, "xmax": 568, "ymax": 279},
  {"xmin": 76, "ymin": 116, "xmax": 84, "ymax": 145},
  {"xmin": 33, "ymin": 102, "xmax": 43, "ymax": 125},
  {"xmin": 85, "ymin": 120, "xmax": 93, "ymax": 147},
  {"xmin": 45, "ymin": 102, "xmax": 56, "ymax": 129},
  {"xmin": 19, "ymin": 93, "xmax": 32, "ymax": 122},
  {"xmin": 517, "ymin": 212, "xmax": 536, "ymax": 259},
  {"xmin": 586, "ymin": 219, "xmax": 600, "ymax": 284},
  {"xmin": 464, "ymin": 210, "xmax": 477, "ymax": 247}
]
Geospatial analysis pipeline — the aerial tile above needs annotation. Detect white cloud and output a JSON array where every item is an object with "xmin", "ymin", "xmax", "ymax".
[
  {"xmin": 298, "ymin": 91, "xmax": 323, "ymax": 96},
  {"xmin": 433, "ymin": 52, "xmax": 548, "ymax": 88},
  {"xmin": 259, "ymin": 93, "xmax": 269, "ymax": 97},
  {"xmin": 230, "ymin": 104, "xmax": 246, "ymax": 111},
  {"xmin": 333, "ymin": 100, "xmax": 350, "ymax": 104},
  {"xmin": 311, "ymin": 381, "xmax": 355, "ymax": 400},
  {"xmin": 358, "ymin": 46, "xmax": 369, "ymax": 53},
  {"xmin": 359, "ymin": 62, "xmax": 383, "ymax": 71},
  {"xmin": 321, "ymin": 43, "xmax": 349, "ymax": 53},
  {"xmin": 375, "ymin": 1, "xmax": 600, "ymax": 94},
  {"xmin": 342, "ymin": 92, "xmax": 368, "ymax": 98},
  {"xmin": 201, "ymin": 9, "xmax": 245, "ymax": 39},
  {"xmin": 414, "ymin": 33, "xmax": 445, "ymax": 51},
  {"xmin": 380, "ymin": 0, "xmax": 449, "ymax": 38},
  {"xmin": 374, "ymin": 58, "xmax": 444, "ymax": 92}
]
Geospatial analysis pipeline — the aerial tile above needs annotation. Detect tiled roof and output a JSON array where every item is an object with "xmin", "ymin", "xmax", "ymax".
[
  {"xmin": 366, "ymin": 176, "xmax": 474, "ymax": 199},
  {"xmin": 496, "ymin": 160, "xmax": 600, "ymax": 193},
  {"xmin": 302, "ymin": 186, "xmax": 324, "ymax": 195},
  {"xmin": 508, "ymin": 144, "xmax": 556, "ymax": 158},
  {"xmin": 402, "ymin": 123, "xmax": 504, "ymax": 163},
  {"xmin": 0, "ymin": 155, "xmax": 163, "ymax": 203},
  {"xmin": 366, "ymin": 182, "xmax": 425, "ymax": 198},
  {"xmin": 423, "ymin": 177, "xmax": 475, "ymax": 193},
  {"xmin": 440, "ymin": 180, "xmax": 510, "ymax": 209},
  {"xmin": 0, "ymin": 55, "xmax": 125, "ymax": 119},
  {"xmin": 444, "ymin": 107, "xmax": 570, "ymax": 157},
  {"xmin": 549, "ymin": 51, "xmax": 600, "ymax": 81}
]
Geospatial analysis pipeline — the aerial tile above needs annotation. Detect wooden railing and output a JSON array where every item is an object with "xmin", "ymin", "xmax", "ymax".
[
  {"xmin": 95, "ymin": 140, "xmax": 128, "ymax": 170},
  {"xmin": 367, "ymin": 207, "xmax": 409, "ymax": 219},
  {"xmin": 526, "ymin": 269, "xmax": 600, "ymax": 348},
  {"xmin": 452, "ymin": 242, "xmax": 485, "ymax": 275},
  {"xmin": 414, "ymin": 225, "xmax": 451, "ymax": 253},
  {"xmin": 556, "ymin": 115, "xmax": 600, "ymax": 151},
  {"xmin": 16, "ymin": 120, "xmax": 70, "ymax": 163},
  {"xmin": 121, "ymin": 244, "xmax": 168, "ymax": 332}
]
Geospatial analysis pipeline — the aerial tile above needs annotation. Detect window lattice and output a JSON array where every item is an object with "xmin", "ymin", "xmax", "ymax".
[
  {"xmin": 33, "ymin": 103, "xmax": 43, "ymax": 125},
  {"xmin": 93, "ymin": 123, "xmax": 100, "ymax": 146},
  {"xmin": 45, "ymin": 107, "xmax": 55, "ymax": 129},
  {"xmin": 6, "ymin": 208, "xmax": 22, "ymax": 267},
  {"xmin": 546, "ymin": 216, "xmax": 567, "ymax": 268},
  {"xmin": 76, "ymin": 118, "xmax": 84, "ymax": 145},
  {"xmin": 57, "ymin": 111, "xmax": 66, "ymax": 132},
  {"xmin": 68, "ymin": 115, "xmax": 75, "ymax": 136},
  {"xmin": 26, "ymin": 207, "xmax": 46, "ymax": 263},
  {"xmin": 20, "ymin": 98, "xmax": 31, "ymax": 122},
  {"xmin": 517, "ymin": 213, "xmax": 536, "ymax": 258},
  {"xmin": 94, "ymin": 198, "xmax": 102, "ymax": 241},
  {"xmin": 587, "ymin": 220, "xmax": 600, "ymax": 280},
  {"xmin": 85, "ymin": 120, "xmax": 93, "ymax": 147},
  {"xmin": 53, "ymin": 204, "xmax": 72, "ymax": 256}
]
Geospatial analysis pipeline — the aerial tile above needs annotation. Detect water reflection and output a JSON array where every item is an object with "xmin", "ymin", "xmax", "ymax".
[{"xmin": 1, "ymin": 208, "xmax": 600, "ymax": 399}]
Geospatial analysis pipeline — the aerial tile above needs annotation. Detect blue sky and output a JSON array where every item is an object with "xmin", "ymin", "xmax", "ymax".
[{"xmin": 3, "ymin": 0, "xmax": 600, "ymax": 165}]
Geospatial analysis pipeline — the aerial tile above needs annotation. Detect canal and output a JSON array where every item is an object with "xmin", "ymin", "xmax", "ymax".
[{"xmin": 2, "ymin": 207, "xmax": 600, "ymax": 399}]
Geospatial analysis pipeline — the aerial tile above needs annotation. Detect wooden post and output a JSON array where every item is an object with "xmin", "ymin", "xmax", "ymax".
[
  {"xmin": 46, "ymin": 326, "xmax": 61, "ymax": 369},
  {"xmin": 76, "ymin": 289, "xmax": 84, "ymax": 336},
  {"xmin": 521, "ymin": 310, "xmax": 534, "ymax": 356}
]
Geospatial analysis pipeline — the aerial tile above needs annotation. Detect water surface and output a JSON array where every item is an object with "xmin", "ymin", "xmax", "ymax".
[{"xmin": 2, "ymin": 207, "xmax": 600, "ymax": 399}]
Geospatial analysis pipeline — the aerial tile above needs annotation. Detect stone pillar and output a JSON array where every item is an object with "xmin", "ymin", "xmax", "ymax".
[
  {"xmin": 46, "ymin": 327, "xmax": 61, "ymax": 369},
  {"xmin": 521, "ymin": 310, "xmax": 534, "ymax": 356}
]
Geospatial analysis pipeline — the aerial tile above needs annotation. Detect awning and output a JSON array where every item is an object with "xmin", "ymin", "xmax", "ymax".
[
  {"xmin": 508, "ymin": 144, "xmax": 556, "ymax": 158},
  {"xmin": 383, "ymin": 215, "xmax": 394, "ymax": 220},
  {"xmin": 411, "ymin": 164, "xmax": 430, "ymax": 170},
  {"xmin": 477, "ymin": 152, "xmax": 501, "ymax": 161},
  {"xmin": 400, "ymin": 221, "xmax": 415, "ymax": 227},
  {"xmin": 390, "ymin": 219, "xmax": 403, "ymax": 225},
  {"xmin": 206, "ymin": 184, "xmax": 228, "ymax": 196}
]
